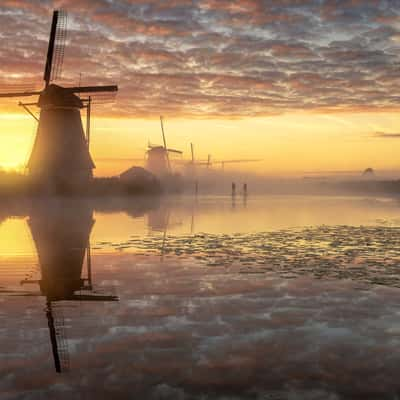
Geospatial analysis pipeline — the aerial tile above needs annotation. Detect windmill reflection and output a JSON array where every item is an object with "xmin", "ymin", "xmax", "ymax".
[{"xmin": 21, "ymin": 200, "xmax": 118, "ymax": 373}]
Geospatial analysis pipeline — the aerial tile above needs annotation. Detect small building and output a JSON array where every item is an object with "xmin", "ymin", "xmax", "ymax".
[
  {"xmin": 120, "ymin": 166, "xmax": 160, "ymax": 187},
  {"xmin": 362, "ymin": 167, "xmax": 375, "ymax": 178}
]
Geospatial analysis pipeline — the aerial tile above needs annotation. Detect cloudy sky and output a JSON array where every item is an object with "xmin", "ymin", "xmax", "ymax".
[{"xmin": 1, "ymin": 0, "xmax": 400, "ymax": 175}]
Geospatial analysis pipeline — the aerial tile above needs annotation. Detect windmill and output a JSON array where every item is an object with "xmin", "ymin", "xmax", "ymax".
[
  {"xmin": 19, "ymin": 201, "xmax": 118, "ymax": 373},
  {"xmin": 0, "ymin": 10, "xmax": 118, "ymax": 188},
  {"xmin": 146, "ymin": 116, "xmax": 182, "ymax": 176},
  {"xmin": 176, "ymin": 143, "xmax": 209, "ymax": 171},
  {"xmin": 208, "ymin": 158, "xmax": 262, "ymax": 170}
]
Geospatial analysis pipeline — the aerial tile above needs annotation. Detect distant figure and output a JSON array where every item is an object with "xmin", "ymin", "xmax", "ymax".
[
  {"xmin": 232, "ymin": 182, "xmax": 236, "ymax": 196},
  {"xmin": 362, "ymin": 168, "xmax": 375, "ymax": 178},
  {"xmin": 243, "ymin": 183, "xmax": 248, "ymax": 196},
  {"xmin": 195, "ymin": 180, "xmax": 199, "ymax": 196}
]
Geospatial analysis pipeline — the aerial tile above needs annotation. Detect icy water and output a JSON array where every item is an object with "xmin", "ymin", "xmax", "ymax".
[{"xmin": 1, "ymin": 195, "xmax": 400, "ymax": 399}]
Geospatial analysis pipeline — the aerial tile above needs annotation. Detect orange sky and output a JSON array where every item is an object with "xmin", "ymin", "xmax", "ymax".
[
  {"xmin": 1, "ymin": 110, "xmax": 400, "ymax": 176},
  {"xmin": 1, "ymin": 1, "xmax": 400, "ymax": 176}
]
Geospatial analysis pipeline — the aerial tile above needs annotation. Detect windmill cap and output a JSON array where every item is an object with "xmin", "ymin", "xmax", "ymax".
[{"xmin": 39, "ymin": 84, "xmax": 83, "ymax": 109}]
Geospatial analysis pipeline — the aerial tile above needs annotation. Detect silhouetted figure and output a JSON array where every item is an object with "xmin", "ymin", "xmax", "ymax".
[
  {"xmin": 243, "ymin": 183, "xmax": 248, "ymax": 196},
  {"xmin": 232, "ymin": 182, "xmax": 236, "ymax": 197}
]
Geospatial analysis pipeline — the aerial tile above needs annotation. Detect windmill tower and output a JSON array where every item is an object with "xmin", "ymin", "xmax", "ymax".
[
  {"xmin": 146, "ymin": 116, "xmax": 182, "ymax": 177},
  {"xmin": 20, "ymin": 200, "xmax": 118, "ymax": 372},
  {"xmin": 0, "ymin": 10, "xmax": 118, "ymax": 189}
]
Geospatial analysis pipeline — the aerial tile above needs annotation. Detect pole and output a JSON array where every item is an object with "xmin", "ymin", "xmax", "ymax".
[
  {"xmin": 18, "ymin": 102, "xmax": 39, "ymax": 122},
  {"xmin": 86, "ymin": 243, "xmax": 92, "ymax": 289},
  {"xmin": 160, "ymin": 116, "xmax": 171, "ymax": 172},
  {"xmin": 86, "ymin": 96, "xmax": 91, "ymax": 148},
  {"xmin": 46, "ymin": 301, "xmax": 62, "ymax": 373}
]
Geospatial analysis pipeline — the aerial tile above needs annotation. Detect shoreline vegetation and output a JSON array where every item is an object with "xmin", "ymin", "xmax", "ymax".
[
  {"xmin": 1, "ymin": 169, "xmax": 400, "ymax": 198},
  {"xmin": 0, "ymin": 170, "xmax": 163, "ymax": 197}
]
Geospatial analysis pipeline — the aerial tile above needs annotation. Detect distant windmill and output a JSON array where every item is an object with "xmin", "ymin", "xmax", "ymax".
[
  {"xmin": 0, "ymin": 10, "xmax": 118, "ymax": 188},
  {"xmin": 210, "ymin": 158, "xmax": 262, "ymax": 170},
  {"xmin": 176, "ymin": 143, "xmax": 209, "ymax": 171},
  {"xmin": 189, "ymin": 143, "xmax": 209, "ymax": 167},
  {"xmin": 146, "ymin": 116, "xmax": 182, "ymax": 176},
  {"xmin": 179, "ymin": 152, "xmax": 261, "ymax": 171}
]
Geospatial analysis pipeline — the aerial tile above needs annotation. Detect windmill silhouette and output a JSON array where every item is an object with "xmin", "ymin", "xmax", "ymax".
[
  {"xmin": 177, "ymin": 146, "xmax": 260, "ymax": 171},
  {"xmin": 207, "ymin": 157, "xmax": 262, "ymax": 170},
  {"xmin": 146, "ymin": 116, "xmax": 182, "ymax": 176},
  {"xmin": 19, "ymin": 200, "xmax": 118, "ymax": 373},
  {"xmin": 0, "ymin": 10, "xmax": 118, "ymax": 188}
]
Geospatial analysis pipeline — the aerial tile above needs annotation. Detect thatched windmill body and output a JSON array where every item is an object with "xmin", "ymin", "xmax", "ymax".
[{"xmin": 0, "ymin": 10, "xmax": 118, "ymax": 188}]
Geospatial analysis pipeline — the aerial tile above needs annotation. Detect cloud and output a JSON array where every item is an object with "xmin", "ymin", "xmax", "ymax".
[{"xmin": 0, "ymin": 1, "xmax": 400, "ymax": 117}]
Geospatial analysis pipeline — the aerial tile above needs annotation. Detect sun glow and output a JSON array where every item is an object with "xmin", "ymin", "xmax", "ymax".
[{"xmin": 1, "ymin": 109, "xmax": 400, "ymax": 177}]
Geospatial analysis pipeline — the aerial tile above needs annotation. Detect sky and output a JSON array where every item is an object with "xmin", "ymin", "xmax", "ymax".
[{"xmin": 1, "ymin": 0, "xmax": 400, "ymax": 176}]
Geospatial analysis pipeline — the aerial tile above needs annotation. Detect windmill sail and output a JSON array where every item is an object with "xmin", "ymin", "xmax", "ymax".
[
  {"xmin": 160, "ymin": 116, "xmax": 171, "ymax": 172},
  {"xmin": 44, "ymin": 11, "xmax": 59, "ymax": 86},
  {"xmin": 51, "ymin": 10, "xmax": 67, "ymax": 82}
]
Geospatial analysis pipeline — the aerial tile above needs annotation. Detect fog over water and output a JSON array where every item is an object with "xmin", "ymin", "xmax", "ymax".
[{"xmin": 1, "ymin": 194, "xmax": 400, "ymax": 399}]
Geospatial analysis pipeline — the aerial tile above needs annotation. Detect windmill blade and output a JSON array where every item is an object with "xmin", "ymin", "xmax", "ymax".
[
  {"xmin": 213, "ymin": 159, "xmax": 262, "ymax": 164},
  {"xmin": 147, "ymin": 144, "xmax": 163, "ymax": 150},
  {"xmin": 51, "ymin": 10, "xmax": 68, "ymax": 82},
  {"xmin": 160, "ymin": 116, "xmax": 167, "ymax": 149},
  {"xmin": 175, "ymin": 159, "xmax": 209, "ymax": 165},
  {"xmin": 68, "ymin": 294, "xmax": 119, "ymax": 301},
  {"xmin": 68, "ymin": 85, "xmax": 118, "ymax": 94},
  {"xmin": 44, "ymin": 10, "xmax": 59, "ymax": 87},
  {"xmin": 0, "ymin": 91, "xmax": 41, "ymax": 98},
  {"xmin": 160, "ymin": 116, "xmax": 171, "ymax": 171},
  {"xmin": 166, "ymin": 148, "xmax": 183, "ymax": 154}
]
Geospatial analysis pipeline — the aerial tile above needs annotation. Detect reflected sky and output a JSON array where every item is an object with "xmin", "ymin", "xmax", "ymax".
[
  {"xmin": 1, "ymin": 195, "xmax": 400, "ymax": 399},
  {"xmin": 2, "ymin": 195, "xmax": 400, "ymax": 257}
]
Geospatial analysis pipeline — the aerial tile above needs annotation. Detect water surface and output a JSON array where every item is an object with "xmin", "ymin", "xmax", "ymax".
[{"xmin": 1, "ymin": 195, "xmax": 400, "ymax": 399}]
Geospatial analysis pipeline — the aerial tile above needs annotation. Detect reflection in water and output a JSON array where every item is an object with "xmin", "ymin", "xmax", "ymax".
[
  {"xmin": 19, "ymin": 201, "xmax": 118, "ymax": 373},
  {"xmin": 2, "ymin": 196, "xmax": 400, "ymax": 397},
  {"xmin": 148, "ymin": 207, "xmax": 171, "ymax": 233}
]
